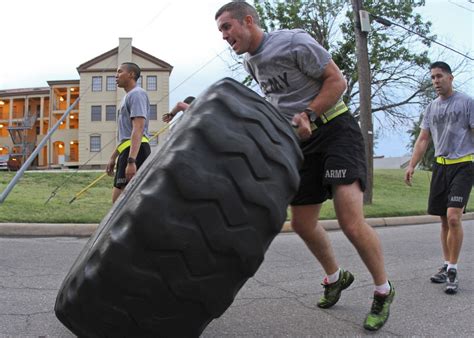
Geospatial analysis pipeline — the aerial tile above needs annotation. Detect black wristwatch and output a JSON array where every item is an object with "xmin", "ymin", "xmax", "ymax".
[
  {"xmin": 303, "ymin": 108, "xmax": 318, "ymax": 122},
  {"xmin": 127, "ymin": 157, "xmax": 136, "ymax": 164}
]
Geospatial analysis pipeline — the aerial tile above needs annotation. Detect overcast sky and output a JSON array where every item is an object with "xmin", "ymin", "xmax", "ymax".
[{"xmin": 1, "ymin": 0, "xmax": 472, "ymax": 156}]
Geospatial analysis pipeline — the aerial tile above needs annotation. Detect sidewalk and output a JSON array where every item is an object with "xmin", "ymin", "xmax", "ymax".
[{"xmin": 1, "ymin": 213, "xmax": 473, "ymax": 237}]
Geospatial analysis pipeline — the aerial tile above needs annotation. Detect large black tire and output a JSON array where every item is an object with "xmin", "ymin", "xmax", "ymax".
[{"xmin": 55, "ymin": 78, "xmax": 303, "ymax": 337}]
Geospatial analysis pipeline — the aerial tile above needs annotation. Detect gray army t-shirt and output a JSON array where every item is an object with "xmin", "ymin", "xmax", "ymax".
[
  {"xmin": 244, "ymin": 29, "xmax": 336, "ymax": 122},
  {"xmin": 421, "ymin": 91, "xmax": 474, "ymax": 159},
  {"xmin": 117, "ymin": 86, "xmax": 150, "ymax": 143}
]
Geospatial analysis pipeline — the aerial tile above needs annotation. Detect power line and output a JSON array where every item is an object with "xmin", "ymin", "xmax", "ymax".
[
  {"xmin": 448, "ymin": 0, "xmax": 474, "ymax": 12},
  {"xmin": 370, "ymin": 14, "xmax": 474, "ymax": 61}
]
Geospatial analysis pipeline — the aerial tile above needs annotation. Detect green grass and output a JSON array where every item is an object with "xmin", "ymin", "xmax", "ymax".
[
  {"xmin": 0, "ymin": 171, "xmax": 113, "ymax": 223},
  {"xmin": 0, "ymin": 169, "xmax": 472, "ymax": 223},
  {"xmin": 318, "ymin": 169, "xmax": 451, "ymax": 219}
]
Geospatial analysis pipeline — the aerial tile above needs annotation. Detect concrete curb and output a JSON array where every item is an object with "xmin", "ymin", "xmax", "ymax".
[
  {"xmin": 281, "ymin": 212, "xmax": 474, "ymax": 232},
  {"xmin": 0, "ymin": 213, "xmax": 473, "ymax": 237},
  {"xmin": 0, "ymin": 223, "xmax": 99, "ymax": 237}
]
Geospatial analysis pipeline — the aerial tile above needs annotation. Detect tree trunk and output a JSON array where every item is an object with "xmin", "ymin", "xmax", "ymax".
[{"xmin": 351, "ymin": 0, "xmax": 373, "ymax": 204}]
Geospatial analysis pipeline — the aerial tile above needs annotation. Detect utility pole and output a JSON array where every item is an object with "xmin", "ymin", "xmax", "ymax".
[{"xmin": 351, "ymin": 0, "xmax": 373, "ymax": 204}]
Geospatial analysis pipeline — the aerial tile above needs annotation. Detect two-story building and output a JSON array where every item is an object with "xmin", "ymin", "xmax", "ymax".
[{"xmin": 0, "ymin": 37, "xmax": 172, "ymax": 169}]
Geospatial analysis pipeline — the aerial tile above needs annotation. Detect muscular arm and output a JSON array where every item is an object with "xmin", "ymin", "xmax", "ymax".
[
  {"xmin": 306, "ymin": 60, "xmax": 347, "ymax": 114},
  {"xmin": 162, "ymin": 102, "xmax": 190, "ymax": 123},
  {"xmin": 125, "ymin": 116, "xmax": 146, "ymax": 181},
  {"xmin": 106, "ymin": 149, "xmax": 119, "ymax": 176},
  {"xmin": 404, "ymin": 128, "xmax": 431, "ymax": 186},
  {"xmin": 292, "ymin": 60, "xmax": 347, "ymax": 139}
]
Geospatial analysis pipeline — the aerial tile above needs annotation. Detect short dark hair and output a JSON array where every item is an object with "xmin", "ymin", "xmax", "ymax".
[
  {"xmin": 215, "ymin": 1, "xmax": 261, "ymax": 26},
  {"xmin": 430, "ymin": 61, "xmax": 452, "ymax": 74},
  {"xmin": 121, "ymin": 62, "xmax": 141, "ymax": 81},
  {"xmin": 183, "ymin": 96, "xmax": 195, "ymax": 104}
]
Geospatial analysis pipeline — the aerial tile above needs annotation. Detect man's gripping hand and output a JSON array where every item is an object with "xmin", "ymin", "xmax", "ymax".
[{"xmin": 291, "ymin": 112, "xmax": 312, "ymax": 140}]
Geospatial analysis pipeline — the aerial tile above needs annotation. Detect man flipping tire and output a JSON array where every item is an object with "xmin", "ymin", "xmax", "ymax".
[{"xmin": 215, "ymin": 2, "xmax": 394, "ymax": 331}]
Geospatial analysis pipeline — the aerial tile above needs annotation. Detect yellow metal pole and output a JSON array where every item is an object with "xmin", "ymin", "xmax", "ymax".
[{"xmin": 69, "ymin": 173, "xmax": 107, "ymax": 204}]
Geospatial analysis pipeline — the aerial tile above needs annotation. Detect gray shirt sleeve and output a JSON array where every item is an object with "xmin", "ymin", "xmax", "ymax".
[
  {"xmin": 420, "ymin": 103, "xmax": 431, "ymax": 130},
  {"xmin": 292, "ymin": 31, "xmax": 331, "ymax": 80},
  {"xmin": 469, "ymin": 96, "xmax": 474, "ymax": 129},
  {"xmin": 127, "ymin": 89, "xmax": 149, "ymax": 120}
]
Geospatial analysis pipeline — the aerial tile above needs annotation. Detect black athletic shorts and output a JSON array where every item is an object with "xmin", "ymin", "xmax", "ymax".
[
  {"xmin": 291, "ymin": 112, "xmax": 367, "ymax": 206},
  {"xmin": 114, "ymin": 142, "xmax": 151, "ymax": 189},
  {"xmin": 428, "ymin": 161, "xmax": 474, "ymax": 216}
]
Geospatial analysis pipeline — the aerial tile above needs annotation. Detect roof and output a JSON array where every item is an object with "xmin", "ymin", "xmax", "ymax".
[
  {"xmin": 76, "ymin": 46, "xmax": 173, "ymax": 73},
  {"xmin": 47, "ymin": 80, "xmax": 80, "ymax": 86},
  {"xmin": 0, "ymin": 87, "xmax": 50, "ymax": 97}
]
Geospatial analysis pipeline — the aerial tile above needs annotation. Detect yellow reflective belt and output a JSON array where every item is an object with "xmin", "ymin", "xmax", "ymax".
[
  {"xmin": 117, "ymin": 136, "xmax": 149, "ymax": 154},
  {"xmin": 436, "ymin": 154, "xmax": 474, "ymax": 165},
  {"xmin": 310, "ymin": 101, "xmax": 348, "ymax": 131}
]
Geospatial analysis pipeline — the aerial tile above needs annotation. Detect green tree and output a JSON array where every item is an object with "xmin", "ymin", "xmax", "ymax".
[{"xmin": 407, "ymin": 114, "xmax": 434, "ymax": 170}]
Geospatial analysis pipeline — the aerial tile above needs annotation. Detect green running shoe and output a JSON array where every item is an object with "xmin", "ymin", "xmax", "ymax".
[
  {"xmin": 364, "ymin": 281, "xmax": 395, "ymax": 331},
  {"xmin": 317, "ymin": 269, "xmax": 354, "ymax": 309}
]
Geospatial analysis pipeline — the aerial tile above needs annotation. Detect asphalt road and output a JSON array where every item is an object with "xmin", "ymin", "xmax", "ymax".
[{"xmin": 0, "ymin": 221, "xmax": 473, "ymax": 337}]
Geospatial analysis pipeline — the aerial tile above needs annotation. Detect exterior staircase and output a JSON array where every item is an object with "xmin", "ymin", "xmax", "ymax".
[{"xmin": 7, "ymin": 112, "xmax": 38, "ymax": 166}]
